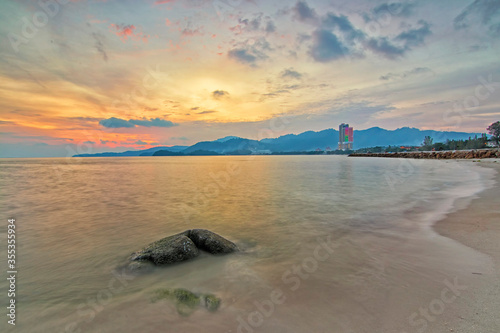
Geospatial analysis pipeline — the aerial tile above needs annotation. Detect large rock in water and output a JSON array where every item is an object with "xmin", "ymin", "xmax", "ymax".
[
  {"xmin": 131, "ymin": 233, "xmax": 199, "ymax": 265},
  {"xmin": 187, "ymin": 229, "xmax": 238, "ymax": 254},
  {"xmin": 131, "ymin": 229, "xmax": 237, "ymax": 266}
]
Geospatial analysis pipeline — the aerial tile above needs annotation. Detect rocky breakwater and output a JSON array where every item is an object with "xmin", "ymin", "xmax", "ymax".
[
  {"xmin": 349, "ymin": 149, "xmax": 500, "ymax": 159},
  {"xmin": 130, "ymin": 229, "xmax": 238, "ymax": 266}
]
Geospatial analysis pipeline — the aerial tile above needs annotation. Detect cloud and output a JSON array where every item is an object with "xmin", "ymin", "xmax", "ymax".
[
  {"xmin": 259, "ymin": 89, "xmax": 291, "ymax": 101},
  {"xmin": 380, "ymin": 67, "xmax": 432, "ymax": 80},
  {"xmin": 321, "ymin": 13, "xmax": 365, "ymax": 41},
  {"xmin": 1, "ymin": 133, "xmax": 72, "ymax": 142},
  {"xmin": 228, "ymin": 49, "xmax": 257, "ymax": 64},
  {"xmin": 155, "ymin": 0, "xmax": 175, "ymax": 4},
  {"xmin": 230, "ymin": 14, "xmax": 276, "ymax": 35},
  {"xmin": 84, "ymin": 141, "xmax": 95, "ymax": 144},
  {"xmin": 292, "ymin": 1, "xmax": 318, "ymax": 24},
  {"xmin": 128, "ymin": 118, "xmax": 177, "ymax": 127},
  {"xmin": 309, "ymin": 29, "xmax": 348, "ymax": 62},
  {"xmin": 362, "ymin": 21, "xmax": 430, "ymax": 59},
  {"xmin": 365, "ymin": 37, "xmax": 405, "ymax": 59},
  {"xmin": 454, "ymin": 0, "xmax": 500, "ymax": 31},
  {"xmin": 170, "ymin": 136, "xmax": 189, "ymax": 141},
  {"xmin": 197, "ymin": 110, "xmax": 218, "ymax": 114},
  {"xmin": 212, "ymin": 90, "xmax": 229, "ymax": 99},
  {"xmin": 100, "ymin": 140, "xmax": 117, "ymax": 144},
  {"xmin": 227, "ymin": 38, "xmax": 271, "ymax": 65},
  {"xmin": 110, "ymin": 24, "xmax": 149, "ymax": 43},
  {"xmin": 327, "ymin": 101, "xmax": 396, "ymax": 119},
  {"xmin": 134, "ymin": 140, "xmax": 148, "ymax": 145},
  {"xmin": 69, "ymin": 116, "xmax": 102, "ymax": 122},
  {"xmin": 111, "ymin": 24, "xmax": 135, "ymax": 39},
  {"xmin": 362, "ymin": 1, "xmax": 415, "ymax": 22},
  {"xmin": 296, "ymin": 33, "xmax": 312, "ymax": 44},
  {"xmin": 395, "ymin": 20, "xmax": 432, "ymax": 48},
  {"xmin": 181, "ymin": 27, "xmax": 203, "ymax": 37},
  {"xmin": 373, "ymin": 2, "xmax": 415, "ymax": 17},
  {"xmin": 489, "ymin": 22, "xmax": 500, "ymax": 33},
  {"xmin": 300, "ymin": 10, "xmax": 429, "ymax": 61},
  {"xmin": 99, "ymin": 117, "xmax": 135, "ymax": 128},
  {"xmin": 10, "ymin": 109, "xmax": 42, "ymax": 117},
  {"xmin": 280, "ymin": 68, "xmax": 303, "ymax": 80},
  {"xmin": 265, "ymin": 21, "xmax": 276, "ymax": 33},
  {"xmin": 91, "ymin": 32, "xmax": 108, "ymax": 62},
  {"xmin": 99, "ymin": 117, "xmax": 177, "ymax": 128},
  {"xmin": 238, "ymin": 15, "xmax": 262, "ymax": 32}
]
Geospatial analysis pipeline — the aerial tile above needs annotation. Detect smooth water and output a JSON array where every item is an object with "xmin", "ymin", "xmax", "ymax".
[{"xmin": 0, "ymin": 156, "xmax": 493, "ymax": 332}]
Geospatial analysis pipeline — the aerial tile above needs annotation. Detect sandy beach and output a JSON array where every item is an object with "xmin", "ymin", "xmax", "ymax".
[{"xmin": 433, "ymin": 160, "xmax": 500, "ymax": 332}]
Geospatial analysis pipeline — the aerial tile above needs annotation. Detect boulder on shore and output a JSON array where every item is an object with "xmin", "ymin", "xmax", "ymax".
[{"xmin": 131, "ymin": 229, "xmax": 237, "ymax": 265}]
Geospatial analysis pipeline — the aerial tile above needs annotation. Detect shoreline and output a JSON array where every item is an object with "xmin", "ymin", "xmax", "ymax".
[
  {"xmin": 432, "ymin": 160, "xmax": 500, "ymax": 332},
  {"xmin": 349, "ymin": 148, "xmax": 500, "ymax": 159}
]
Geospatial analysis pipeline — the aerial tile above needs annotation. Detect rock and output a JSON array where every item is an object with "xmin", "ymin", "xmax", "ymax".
[
  {"xmin": 201, "ymin": 294, "xmax": 221, "ymax": 312},
  {"xmin": 153, "ymin": 288, "xmax": 200, "ymax": 316},
  {"xmin": 131, "ymin": 229, "xmax": 238, "ymax": 266},
  {"xmin": 187, "ymin": 229, "xmax": 238, "ymax": 254},
  {"xmin": 349, "ymin": 149, "xmax": 500, "ymax": 160},
  {"xmin": 152, "ymin": 288, "xmax": 221, "ymax": 316},
  {"xmin": 131, "ymin": 233, "xmax": 200, "ymax": 265}
]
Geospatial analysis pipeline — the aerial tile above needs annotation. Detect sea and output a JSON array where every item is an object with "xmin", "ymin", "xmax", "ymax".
[{"xmin": 0, "ymin": 156, "xmax": 495, "ymax": 333}]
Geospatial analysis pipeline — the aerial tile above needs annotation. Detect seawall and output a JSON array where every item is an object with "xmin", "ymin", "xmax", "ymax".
[{"xmin": 349, "ymin": 149, "xmax": 500, "ymax": 159}]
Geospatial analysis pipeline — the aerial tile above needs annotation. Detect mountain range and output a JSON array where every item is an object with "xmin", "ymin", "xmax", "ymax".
[
  {"xmin": 73, "ymin": 127, "xmax": 483, "ymax": 157},
  {"xmin": 73, "ymin": 145, "xmax": 188, "ymax": 157}
]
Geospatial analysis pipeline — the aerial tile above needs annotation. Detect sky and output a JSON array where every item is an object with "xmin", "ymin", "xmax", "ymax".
[{"xmin": 0, "ymin": 0, "xmax": 499, "ymax": 157}]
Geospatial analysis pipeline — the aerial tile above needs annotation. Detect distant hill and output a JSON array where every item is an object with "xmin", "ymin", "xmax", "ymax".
[
  {"xmin": 261, "ymin": 129, "xmax": 338, "ymax": 151},
  {"xmin": 182, "ymin": 138, "xmax": 269, "ymax": 154},
  {"xmin": 74, "ymin": 127, "xmax": 483, "ymax": 157},
  {"xmin": 138, "ymin": 146, "xmax": 187, "ymax": 156},
  {"xmin": 262, "ymin": 127, "xmax": 482, "ymax": 151},
  {"xmin": 352, "ymin": 127, "xmax": 483, "ymax": 149},
  {"xmin": 213, "ymin": 136, "xmax": 242, "ymax": 143},
  {"xmin": 74, "ymin": 146, "xmax": 187, "ymax": 157}
]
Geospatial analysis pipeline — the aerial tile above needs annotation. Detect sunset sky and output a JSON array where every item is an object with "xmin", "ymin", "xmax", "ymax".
[{"xmin": 0, "ymin": 0, "xmax": 499, "ymax": 157}]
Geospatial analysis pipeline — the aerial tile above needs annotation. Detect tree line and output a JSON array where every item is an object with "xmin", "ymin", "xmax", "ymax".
[{"xmin": 421, "ymin": 121, "xmax": 499, "ymax": 151}]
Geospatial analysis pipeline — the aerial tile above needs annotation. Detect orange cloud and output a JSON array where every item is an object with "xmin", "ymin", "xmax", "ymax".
[
  {"xmin": 110, "ymin": 24, "xmax": 149, "ymax": 43},
  {"xmin": 181, "ymin": 27, "xmax": 204, "ymax": 37}
]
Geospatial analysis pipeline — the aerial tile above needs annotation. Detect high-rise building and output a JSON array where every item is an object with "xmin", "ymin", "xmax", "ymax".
[{"xmin": 339, "ymin": 123, "xmax": 353, "ymax": 150}]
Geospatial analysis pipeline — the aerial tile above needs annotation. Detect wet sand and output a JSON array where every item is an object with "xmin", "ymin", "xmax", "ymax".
[{"xmin": 433, "ymin": 160, "xmax": 500, "ymax": 332}]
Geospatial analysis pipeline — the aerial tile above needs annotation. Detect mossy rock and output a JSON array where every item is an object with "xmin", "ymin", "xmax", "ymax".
[
  {"xmin": 153, "ymin": 288, "xmax": 221, "ymax": 316},
  {"xmin": 201, "ymin": 294, "xmax": 221, "ymax": 312}
]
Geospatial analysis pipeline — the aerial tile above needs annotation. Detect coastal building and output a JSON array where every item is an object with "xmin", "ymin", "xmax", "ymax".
[{"xmin": 338, "ymin": 123, "xmax": 353, "ymax": 150}]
